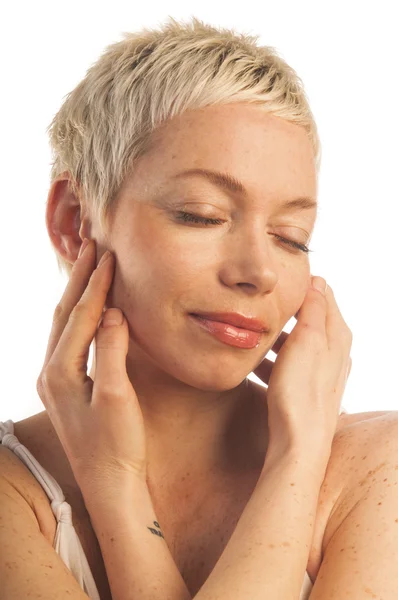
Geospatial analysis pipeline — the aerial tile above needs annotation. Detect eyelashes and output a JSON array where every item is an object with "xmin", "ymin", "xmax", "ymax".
[{"xmin": 175, "ymin": 211, "xmax": 312, "ymax": 254}]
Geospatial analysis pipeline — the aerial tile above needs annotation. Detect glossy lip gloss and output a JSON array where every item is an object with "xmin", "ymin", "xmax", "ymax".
[{"xmin": 189, "ymin": 314, "xmax": 262, "ymax": 349}]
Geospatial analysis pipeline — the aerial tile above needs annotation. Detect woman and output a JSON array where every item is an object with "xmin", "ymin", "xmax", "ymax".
[{"xmin": 0, "ymin": 16, "xmax": 395, "ymax": 600}]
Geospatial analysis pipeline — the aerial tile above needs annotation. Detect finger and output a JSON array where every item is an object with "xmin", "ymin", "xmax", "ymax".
[
  {"xmin": 47, "ymin": 249, "xmax": 115, "ymax": 382},
  {"xmin": 346, "ymin": 356, "xmax": 352, "ymax": 380},
  {"xmin": 92, "ymin": 308, "xmax": 130, "ymax": 404},
  {"xmin": 323, "ymin": 285, "xmax": 353, "ymax": 350},
  {"xmin": 42, "ymin": 239, "xmax": 98, "ymax": 371},
  {"xmin": 292, "ymin": 276, "xmax": 327, "ymax": 342},
  {"xmin": 252, "ymin": 329, "xmax": 289, "ymax": 384}
]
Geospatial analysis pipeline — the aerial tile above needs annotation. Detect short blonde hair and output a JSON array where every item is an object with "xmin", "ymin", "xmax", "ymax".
[{"xmin": 47, "ymin": 15, "xmax": 321, "ymax": 279}]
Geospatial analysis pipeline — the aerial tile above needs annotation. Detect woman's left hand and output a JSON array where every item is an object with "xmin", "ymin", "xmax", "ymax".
[{"xmin": 252, "ymin": 286, "xmax": 352, "ymax": 389}]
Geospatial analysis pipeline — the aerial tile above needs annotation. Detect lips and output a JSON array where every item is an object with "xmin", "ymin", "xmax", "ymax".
[{"xmin": 190, "ymin": 312, "xmax": 268, "ymax": 333}]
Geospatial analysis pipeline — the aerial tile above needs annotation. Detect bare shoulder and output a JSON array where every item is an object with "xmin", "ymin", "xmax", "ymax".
[
  {"xmin": 321, "ymin": 409, "xmax": 397, "ymax": 554},
  {"xmin": 334, "ymin": 408, "xmax": 392, "ymax": 432},
  {"xmin": 0, "ymin": 444, "xmax": 40, "ymax": 503},
  {"xmin": 0, "ymin": 437, "xmax": 58, "ymax": 543},
  {"xmin": 304, "ymin": 409, "xmax": 392, "ymax": 581},
  {"xmin": 303, "ymin": 411, "xmax": 398, "ymax": 595},
  {"xmin": 0, "ymin": 444, "xmax": 43, "ymax": 524}
]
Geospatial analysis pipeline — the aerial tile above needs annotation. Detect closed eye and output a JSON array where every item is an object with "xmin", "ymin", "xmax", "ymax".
[{"xmin": 175, "ymin": 211, "xmax": 313, "ymax": 254}]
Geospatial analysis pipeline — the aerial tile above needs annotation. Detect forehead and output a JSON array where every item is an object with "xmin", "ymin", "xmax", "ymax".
[{"xmin": 124, "ymin": 103, "xmax": 317, "ymax": 203}]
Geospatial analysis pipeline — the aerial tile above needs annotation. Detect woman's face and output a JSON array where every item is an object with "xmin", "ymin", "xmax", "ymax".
[{"xmin": 96, "ymin": 102, "xmax": 317, "ymax": 393}]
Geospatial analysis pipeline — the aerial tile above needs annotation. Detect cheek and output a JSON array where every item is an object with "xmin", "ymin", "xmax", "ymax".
[
  {"xmin": 277, "ymin": 276, "xmax": 309, "ymax": 319},
  {"xmin": 111, "ymin": 242, "xmax": 201, "ymax": 325},
  {"xmin": 139, "ymin": 229, "xmax": 212, "ymax": 289}
]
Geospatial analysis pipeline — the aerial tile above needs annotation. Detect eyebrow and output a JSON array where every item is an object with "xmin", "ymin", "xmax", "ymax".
[{"xmin": 171, "ymin": 168, "xmax": 317, "ymax": 212}]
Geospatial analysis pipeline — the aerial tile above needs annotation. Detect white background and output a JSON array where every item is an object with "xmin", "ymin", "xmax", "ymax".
[{"xmin": 0, "ymin": 1, "xmax": 396, "ymax": 422}]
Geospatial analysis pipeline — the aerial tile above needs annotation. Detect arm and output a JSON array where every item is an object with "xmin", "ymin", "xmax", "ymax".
[
  {"xmin": 195, "ymin": 449, "xmax": 324, "ymax": 600},
  {"xmin": 85, "ymin": 482, "xmax": 192, "ymax": 600},
  {"xmin": 0, "ymin": 447, "xmax": 90, "ymax": 600},
  {"xmin": 86, "ymin": 450, "xmax": 323, "ymax": 600}
]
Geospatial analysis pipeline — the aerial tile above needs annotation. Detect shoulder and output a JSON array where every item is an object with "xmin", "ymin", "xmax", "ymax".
[
  {"xmin": 0, "ymin": 444, "xmax": 41, "ymax": 523},
  {"xmin": 0, "ymin": 444, "xmax": 38, "ymax": 503},
  {"xmin": 305, "ymin": 409, "xmax": 392, "ymax": 581},
  {"xmin": 305, "ymin": 411, "xmax": 398, "ymax": 595},
  {"xmin": 0, "ymin": 442, "xmax": 57, "ymax": 543},
  {"xmin": 322, "ymin": 410, "xmax": 397, "ymax": 553}
]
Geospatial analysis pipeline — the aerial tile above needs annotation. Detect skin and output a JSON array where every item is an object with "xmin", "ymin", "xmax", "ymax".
[{"xmin": 46, "ymin": 102, "xmax": 318, "ymax": 492}]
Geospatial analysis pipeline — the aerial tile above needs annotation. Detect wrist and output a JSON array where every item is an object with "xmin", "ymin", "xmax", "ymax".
[
  {"xmin": 262, "ymin": 442, "xmax": 328, "ymax": 484},
  {"xmin": 82, "ymin": 476, "xmax": 153, "ymax": 516}
]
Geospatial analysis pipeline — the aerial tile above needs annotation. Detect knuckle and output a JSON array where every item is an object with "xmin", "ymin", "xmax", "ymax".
[
  {"xmin": 36, "ymin": 369, "xmax": 54, "ymax": 403},
  {"xmin": 39, "ymin": 364, "xmax": 57, "ymax": 388},
  {"xmin": 311, "ymin": 293, "xmax": 326, "ymax": 306},
  {"xmin": 300, "ymin": 320, "xmax": 324, "ymax": 341},
  {"xmin": 94, "ymin": 386, "xmax": 124, "ymax": 402},
  {"xmin": 71, "ymin": 301, "xmax": 101, "ymax": 326},
  {"xmin": 53, "ymin": 303, "xmax": 65, "ymax": 322},
  {"xmin": 36, "ymin": 374, "xmax": 45, "ymax": 396},
  {"xmin": 95, "ymin": 338, "xmax": 124, "ymax": 352},
  {"xmin": 43, "ymin": 360, "xmax": 71, "ymax": 386}
]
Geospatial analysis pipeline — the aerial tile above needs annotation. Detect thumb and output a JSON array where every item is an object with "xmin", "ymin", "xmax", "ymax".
[{"xmin": 92, "ymin": 308, "xmax": 130, "ymax": 399}]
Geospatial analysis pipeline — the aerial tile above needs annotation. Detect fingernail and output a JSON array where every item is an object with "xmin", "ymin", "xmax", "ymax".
[
  {"xmin": 312, "ymin": 276, "xmax": 327, "ymax": 295},
  {"xmin": 98, "ymin": 250, "xmax": 111, "ymax": 268},
  {"xmin": 101, "ymin": 308, "xmax": 124, "ymax": 327},
  {"xmin": 78, "ymin": 238, "xmax": 90, "ymax": 258}
]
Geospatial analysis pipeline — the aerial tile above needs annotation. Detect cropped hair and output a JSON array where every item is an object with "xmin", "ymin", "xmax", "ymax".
[{"xmin": 46, "ymin": 15, "xmax": 321, "ymax": 278}]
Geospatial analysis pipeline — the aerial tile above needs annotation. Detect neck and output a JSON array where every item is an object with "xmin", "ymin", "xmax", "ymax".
[{"xmin": 88, "ymin": 349, "xmax": 268, "ymax": 481}]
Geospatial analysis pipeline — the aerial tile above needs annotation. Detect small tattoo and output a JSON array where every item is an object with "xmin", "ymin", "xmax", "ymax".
[{"xmin": 147, "ymin": 520, "xmax": 164, "ymax": 538}]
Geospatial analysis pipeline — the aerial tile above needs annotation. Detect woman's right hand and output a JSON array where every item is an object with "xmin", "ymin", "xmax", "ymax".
[
  {"xmin": 36, "ymin": 238, "xmax": 148, "ymax": 505},
  {"xmin": 253, "ymin": 276, "xmax": 353, "ymax": 476}
]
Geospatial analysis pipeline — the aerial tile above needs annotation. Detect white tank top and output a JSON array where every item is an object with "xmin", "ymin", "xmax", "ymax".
[{"xmin": 0, "ymin": 408, "xmax": 348, "ymax": 598}]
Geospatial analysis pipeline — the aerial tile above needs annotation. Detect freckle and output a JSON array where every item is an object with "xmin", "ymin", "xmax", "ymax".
[
  {"xmin": 268, "ymin": 543, "xmax": 275, "ymax": 548},
  {"xmin": 340, "ymin": 548, "xmax": 345, "ymax": 552},
  {"xmin": 384, "ymin": 478, "xmax": 388, "ymax": 482},
  {"xmin": 290, "ymin": 482, "xmax": 295, "ymax": 486},
  {"xmin": 395, "ymin": 519, "xmax": 398, "ymax": 523},
  {"xmin": 362, "ymin": 455, "xmax": 367, "ymax": 460},
  {"xmin": 378, "ymin": 502, "xmax": 382, "ymax": 505}
]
